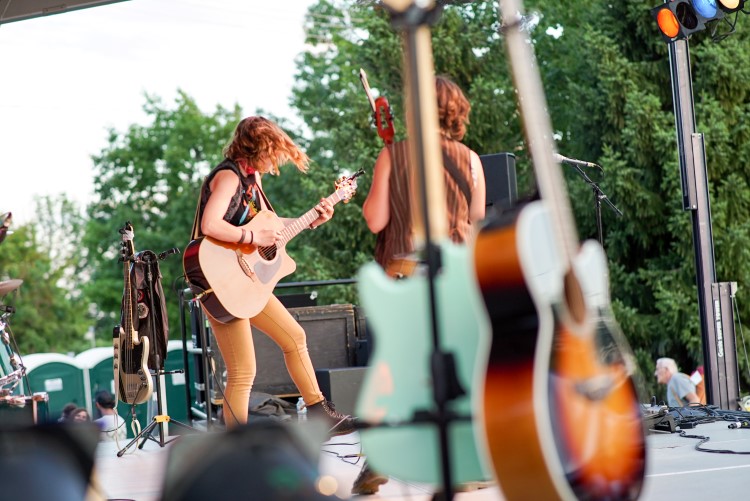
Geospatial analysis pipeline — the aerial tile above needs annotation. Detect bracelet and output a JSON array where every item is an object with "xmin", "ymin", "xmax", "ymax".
[
  {"xmin": 238, "ymin": 229, "xmax": 246, "ymax": 244},
  {"xmin": 249, "ymin": 231, "xmax": 254, "ymax": 244}
]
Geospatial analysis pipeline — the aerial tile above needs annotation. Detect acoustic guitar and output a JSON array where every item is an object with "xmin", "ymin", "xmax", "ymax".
[
  {"xmin": 114, "ymin": 222, "xmax": 153, "ymax": 405},
  {"xmin": 473, "ymin": 1, "xmax": 647, "ymax": 499},
  {"xmin": 183, "ymin": 172, "xmax": 361, "ymax": 323},
  {"xmin": 355, "ymin": 0, "xmax": 492, "ymax": 487}
]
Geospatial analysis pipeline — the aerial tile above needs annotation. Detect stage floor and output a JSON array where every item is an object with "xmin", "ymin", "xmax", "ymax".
[{"xmin": 92, "ymin": 418, "xmax": 750, "ymax": 500}]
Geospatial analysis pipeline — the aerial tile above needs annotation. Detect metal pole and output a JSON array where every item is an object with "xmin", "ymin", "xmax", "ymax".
[{"xmin": 667, "ymin": 38, "xmax": 738, "ymax": 407}]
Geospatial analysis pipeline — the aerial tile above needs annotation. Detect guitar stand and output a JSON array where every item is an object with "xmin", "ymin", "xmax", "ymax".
[{"xmin": 117, "ymin": 249, "xmax": 197, "ymax": 457}]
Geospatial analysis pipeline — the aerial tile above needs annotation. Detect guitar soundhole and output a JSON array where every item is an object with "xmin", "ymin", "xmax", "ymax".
[{"xmin": 258, "ymin": 245, "xmax": 278, "ymax": 262}]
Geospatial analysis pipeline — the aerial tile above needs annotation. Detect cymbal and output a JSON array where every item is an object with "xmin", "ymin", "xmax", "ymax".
[{"xmin": 0, "ymin": 279, "xmax": 22, "ymax": 296}]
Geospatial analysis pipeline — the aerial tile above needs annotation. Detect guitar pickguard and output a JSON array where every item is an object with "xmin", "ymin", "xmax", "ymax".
[{"xmin": 253, "ymin": 252, "xmax": 282, "ymax": 283}]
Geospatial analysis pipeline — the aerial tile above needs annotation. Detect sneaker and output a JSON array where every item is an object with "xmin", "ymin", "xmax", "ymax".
[
  {"xmin": 306, "ymin": 400, "xmax": 356, "ymax": 436},
  {"xmin": 351, "ymin": 461, "xmax": 388, "ymax": 495}
]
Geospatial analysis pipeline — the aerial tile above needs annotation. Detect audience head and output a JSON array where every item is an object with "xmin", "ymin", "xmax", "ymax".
[
  {"xmin": 95, "ymin": 390, "xmax": 116, "ymax": 410},
  {"xmin": 654, "ymin": 357, "xmax": 678, "ymax": 384},
  {"xmin": 70, "ymin": 408, "xmax": 90, "ymax": 422}
]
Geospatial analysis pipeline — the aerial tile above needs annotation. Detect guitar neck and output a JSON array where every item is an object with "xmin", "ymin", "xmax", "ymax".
[
  {"xmin": 122, "ymin": 259, "xmax": 136, "ymax": 346},
  {"xmin": 403, "ymin": 19, "xmax": 448, "ymax": 248},
  {"xmin": 280, "ymin": 191, "xmax": 347, "ymax": 245},
  {"xmin": 500, "ymin": 0, "xmax": 579, "ymax": 263}
]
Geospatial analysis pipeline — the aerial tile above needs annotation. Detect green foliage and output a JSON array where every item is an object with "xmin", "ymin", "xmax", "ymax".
[
  {"xmin": 83, "ymin": 91, "xmax": 241, "ymax": 340},
  {"xmin": 0, "ymin": 196, "xmax": 90, "ymax": 353}
]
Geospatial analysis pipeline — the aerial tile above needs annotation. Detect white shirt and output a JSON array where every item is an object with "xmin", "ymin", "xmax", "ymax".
[{"xmin": 94, "ymin": 413, "xmax": 127, "ymax": 441}]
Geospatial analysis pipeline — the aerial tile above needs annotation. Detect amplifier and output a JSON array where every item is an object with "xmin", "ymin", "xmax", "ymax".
[
  {"xmin": 190, "ymin": 304, "xmax": 359, "ymax": 398},
  {"xmin": 253, "ymin": 304, "xmax": 358, "ymax": 395}
]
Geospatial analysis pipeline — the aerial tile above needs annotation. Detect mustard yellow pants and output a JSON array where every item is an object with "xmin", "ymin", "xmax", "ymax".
[{"xmin": 206, "ymin": 295, "xmax": 325, "ymax": 429}]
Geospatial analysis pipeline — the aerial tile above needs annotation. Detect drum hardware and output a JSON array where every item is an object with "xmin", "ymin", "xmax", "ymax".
[{"xmin": 0, "ymin": 299, "xmax": 29, "ymax": 394}]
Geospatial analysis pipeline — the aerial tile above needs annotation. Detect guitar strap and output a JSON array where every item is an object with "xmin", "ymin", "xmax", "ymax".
[
  {"xmin": 442, "ymin": 149, "xmax": 472, "ymax": 207},
  {"xmin": 190, "ymin": 177, "xmax": 207, "ymax": 241}
]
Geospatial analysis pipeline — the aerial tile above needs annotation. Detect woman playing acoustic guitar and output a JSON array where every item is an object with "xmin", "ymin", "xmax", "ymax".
[{"xmin": 191, "ymin": 116, "xmax": 355, "ymax": 435}]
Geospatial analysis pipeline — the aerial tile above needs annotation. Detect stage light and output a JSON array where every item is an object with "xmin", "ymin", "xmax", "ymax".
[
  {"xmin": 656, "ymin": 6, "xmax": 681, "ymax": 38},
  {"xmin": 717, "ymin": 0, "xmax": 744, "ymax": 12},
  {"xmin": 693, "ymin": 0, "xmax": 718, "ymax": 18},
  {"xmin": 651, "ymin": 0, "xmax": 727, "ymax": 42}
]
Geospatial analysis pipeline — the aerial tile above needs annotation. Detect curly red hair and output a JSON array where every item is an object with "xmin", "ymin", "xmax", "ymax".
[
  {"xmin": 435, "ymin": 75, "xmax": 471, "ymax": 141},
  {"xmin": 224, "ymin": 116, "xmax": 309, "ymax": 175}
]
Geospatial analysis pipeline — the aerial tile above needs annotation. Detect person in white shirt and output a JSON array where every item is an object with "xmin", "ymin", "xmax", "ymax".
[
  {"xmin": 655, "ymin": 357, "xmax": 701, "ymax": 407},
  {"xmin": 93, "ymin": 390, "xmax": 126, "ymax": 441}
]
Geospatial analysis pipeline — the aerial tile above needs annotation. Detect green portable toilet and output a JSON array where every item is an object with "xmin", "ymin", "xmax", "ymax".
[
  {"xmin": 20, "ymin": 353, "xmax": 85, "ymax": 422},
  {"xmin": 74, "ymin": 347, "xmax": 149, "ymax": 438}
]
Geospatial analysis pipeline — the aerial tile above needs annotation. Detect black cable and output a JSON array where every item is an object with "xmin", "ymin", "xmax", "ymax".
[{"xmin": 679, "ymin": 430, "xmax": 750, "ymax": 454}]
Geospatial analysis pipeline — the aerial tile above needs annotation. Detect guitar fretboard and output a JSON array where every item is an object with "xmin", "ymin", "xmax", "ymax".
[{"xmin": 279, "ymin": 190, "xmax": 348, "ymax": 245}]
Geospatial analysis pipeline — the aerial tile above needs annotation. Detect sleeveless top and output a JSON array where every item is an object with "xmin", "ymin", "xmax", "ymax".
[
  {"xmin": 192, "ymin": 159, "xmax": 270, "ymax": 238},
  {"xmin": 374, "ymin": 137, "xmax": 474, "ymax": 267}
]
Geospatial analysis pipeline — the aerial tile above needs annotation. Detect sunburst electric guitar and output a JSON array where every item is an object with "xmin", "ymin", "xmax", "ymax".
[
  {"xmin": 113, "ymin": 222, "xmax": 153, "ymax": 405},
  {"xmin": 473, "ymin": 1, "xmax": 647, "ymax": 499},
  {"xmin": 183, "ymin": 172, "xmax": 362, "ymax": 323}
]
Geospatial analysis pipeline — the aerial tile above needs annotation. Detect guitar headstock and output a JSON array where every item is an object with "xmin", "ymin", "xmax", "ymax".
[
  {"xmin": 360, "ymin": 68, "xmax": 378, "ymax": 115},
  {"xmin": 335, "ymin": 170, "xmax": 365, "ymax": 204},
  {"xmin": 119, "ymin": 222, "xmax": 135, "ymax": 263}
]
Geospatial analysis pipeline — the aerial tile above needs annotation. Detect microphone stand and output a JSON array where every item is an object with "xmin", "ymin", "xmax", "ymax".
[{"xmin": 566, "ymin": 164, "xmax": 623, "ymax": 246}]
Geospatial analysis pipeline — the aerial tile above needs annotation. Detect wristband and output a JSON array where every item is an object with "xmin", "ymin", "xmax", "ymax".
[
  {"xmin": 238, "ymin": 229, "xmax": 246, "ymax": 244},
  {"xmin": 249, "ymin": 231, "xmax": 254, "ymax": 244}
]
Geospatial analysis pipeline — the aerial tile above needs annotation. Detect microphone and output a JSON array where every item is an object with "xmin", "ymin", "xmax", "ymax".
[
  {"xmin": 554, "ymin": 153, "xmax": 603, "ymax": 171},
  {"xmin": 728, "ymin": 420, "xmax": 750, "ymax": 429}
]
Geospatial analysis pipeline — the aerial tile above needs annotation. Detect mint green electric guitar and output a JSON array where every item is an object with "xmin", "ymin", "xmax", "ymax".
[{"xmin": 355, "ymin": 0, "xmax": 492, "ymax": 486}]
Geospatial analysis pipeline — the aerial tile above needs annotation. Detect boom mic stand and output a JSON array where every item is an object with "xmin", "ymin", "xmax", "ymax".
[
  {"xmin": 566, "ymin": 163, "xmax": 623, "ymax": 246},
  {"xmin": 118, "ymin": 248, "xmax": 196, "ymax": 456}
]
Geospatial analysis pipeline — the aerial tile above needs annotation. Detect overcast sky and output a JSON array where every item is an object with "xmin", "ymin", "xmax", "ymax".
[{"xmin": 0, "ymin": 0, "xmax": 314, "ymax": 224}]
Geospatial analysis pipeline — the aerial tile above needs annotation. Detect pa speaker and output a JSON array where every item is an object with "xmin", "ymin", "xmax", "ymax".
[{"xmin": 480, "ymin": 152, "xmax": 518, "ymax": 210}]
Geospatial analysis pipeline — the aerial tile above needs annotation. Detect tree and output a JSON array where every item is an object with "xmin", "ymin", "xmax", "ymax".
[{"xmin": 0, "ymin": 195, "xmax": 90, "ymax": 354}]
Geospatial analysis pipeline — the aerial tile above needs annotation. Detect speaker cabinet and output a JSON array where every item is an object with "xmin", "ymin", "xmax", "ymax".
[
  {"xmin": 252, "ymin": 304, "xmax": 357, "ymax": 396},
  {"xmin": 315, "ymin": 367, "xmax": 367, "ymax": 417},
  {"xmin": 189, "ymin": 304, "xmax": 360, "ymax": 399},
  {"xmin": 480, "ymin": 152, "xmax": 518, "ymax": 210}
]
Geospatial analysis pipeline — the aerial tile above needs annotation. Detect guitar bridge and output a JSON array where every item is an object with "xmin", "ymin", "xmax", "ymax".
[{"xmin": 235, "ymin": 249, "xmax": 257, "ymax": 281}]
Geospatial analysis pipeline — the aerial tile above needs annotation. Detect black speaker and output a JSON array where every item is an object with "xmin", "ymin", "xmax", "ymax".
[
  {"xmin": 190, "ymin": 304, "xmax": 359, "ymax": 398},
  {"xmin": 480, "ymin": 152, "xmax": 518, "ymax": 210},
  {"xmin": 252, "ymin": 304, "xmax": 358, "ymax": 395},
  {"xmin": 315, "ymin": 367, "xmax": 368, "ymax": 417}
]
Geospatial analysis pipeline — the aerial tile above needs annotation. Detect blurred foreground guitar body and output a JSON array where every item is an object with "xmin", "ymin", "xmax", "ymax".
[
  {"xmin": 355, "ymin": 0, "xmax": 491, "ymax": 487},
  {"xmin": 474, "ymin": 1, "xmax": 647, "ymax": 499}
]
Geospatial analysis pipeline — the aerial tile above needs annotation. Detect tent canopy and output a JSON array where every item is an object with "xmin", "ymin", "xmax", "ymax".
[{"xmin": 0, "ymin": 0, "xmax": 127, "ymax": 25}]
